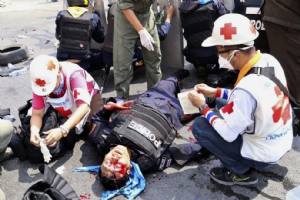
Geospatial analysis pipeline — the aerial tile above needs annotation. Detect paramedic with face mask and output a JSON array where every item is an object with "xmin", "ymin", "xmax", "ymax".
[{"xmin": 188, "ymin": 13, "xmax": 293, "ymax": 186}]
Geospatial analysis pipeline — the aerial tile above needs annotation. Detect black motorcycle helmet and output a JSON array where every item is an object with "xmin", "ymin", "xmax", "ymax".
[{"xmin": 67, "ymin": 0, "xmax": 89, "ymax": 7}]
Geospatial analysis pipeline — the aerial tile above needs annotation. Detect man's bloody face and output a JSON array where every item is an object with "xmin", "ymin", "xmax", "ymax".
[{"xmin": 101, "ymin": 145, "xmax": 131, "ymax": 180}]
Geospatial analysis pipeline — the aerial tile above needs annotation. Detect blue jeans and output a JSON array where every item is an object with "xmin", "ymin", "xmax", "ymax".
[
  {"xmin": 192, "ymin": 115, "xmax": 269, "ymax": 175},
  {"xmin": 136, "ymin": 77, "xmax": 184, "ymax": 129}
]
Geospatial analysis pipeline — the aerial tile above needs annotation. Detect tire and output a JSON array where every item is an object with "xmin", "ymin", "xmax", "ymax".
[{"xmin": 0, "ymin": 44, "xmax": 29, "ymax": 66}]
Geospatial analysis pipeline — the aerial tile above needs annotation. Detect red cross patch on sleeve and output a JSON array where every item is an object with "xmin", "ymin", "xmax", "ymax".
[
  {"xmin": 221, "ymin": 101, "xmax": 234, "ymax": 114},
  {"xmin": 73, "ymin": 89, "xmax": 80, "ymax": 100}
]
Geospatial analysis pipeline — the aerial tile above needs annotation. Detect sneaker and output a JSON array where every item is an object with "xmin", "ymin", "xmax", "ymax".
[
  {"xmin": 0, "ymin": 147, "xmax": 14, "ymax": 162},
  {"xmin": 174, "ymin": 69, "xmax": 190, "ymax": 81},
  {"xmin": 209, "ymin": 167, "xmax": 258, "ymax": 186}
]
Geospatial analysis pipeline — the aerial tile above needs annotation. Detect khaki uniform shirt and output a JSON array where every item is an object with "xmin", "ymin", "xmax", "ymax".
[{"xmin": 117, "ymin": 0, "xmax": 154, "ymax": 14}]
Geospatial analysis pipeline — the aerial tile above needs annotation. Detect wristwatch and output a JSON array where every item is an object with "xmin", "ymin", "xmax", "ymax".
[{"xmin": 59, "ymin": 125, "xmax": 69, "ymax": 137}]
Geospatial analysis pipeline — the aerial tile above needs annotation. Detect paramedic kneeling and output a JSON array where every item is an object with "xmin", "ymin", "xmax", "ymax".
[{"xmin": 188, "ymin": 13, "xmax": 293, "ymax": 186}]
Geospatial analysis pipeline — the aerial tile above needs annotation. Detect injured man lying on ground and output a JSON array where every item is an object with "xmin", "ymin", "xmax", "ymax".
[{"xmin": 84, "ymin": 70, "xmax": 202, "ymax": 193}]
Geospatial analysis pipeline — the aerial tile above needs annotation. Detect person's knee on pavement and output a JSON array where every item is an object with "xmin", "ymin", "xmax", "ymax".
[{"xmin": 0, "ymin": 119, "xmax": 14, "ymax": 153}]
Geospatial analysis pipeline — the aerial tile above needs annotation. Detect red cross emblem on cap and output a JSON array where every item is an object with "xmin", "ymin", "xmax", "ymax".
[
  {"xmin": 220, "ymin": 23, "xmax": 237, "ymax": 40},
  {"xmin": 35, "ymin": 78, "xmax": 46, "ymax": 87}
]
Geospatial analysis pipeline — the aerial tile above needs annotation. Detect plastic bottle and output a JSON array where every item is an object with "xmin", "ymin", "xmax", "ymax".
[{"xmin": 286, "ymin": 186, "xmax": 300, "ymax": 200}]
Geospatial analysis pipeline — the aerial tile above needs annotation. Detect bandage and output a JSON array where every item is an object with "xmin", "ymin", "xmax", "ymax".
[{"xmin": 40, "ymin": 139, "xmax": 52, "ymax": 163}]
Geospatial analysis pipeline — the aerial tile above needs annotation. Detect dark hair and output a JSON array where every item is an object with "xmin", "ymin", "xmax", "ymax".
[{"xmin": 99, "ymin": 171, "xmax": 130, "ymax": 190}]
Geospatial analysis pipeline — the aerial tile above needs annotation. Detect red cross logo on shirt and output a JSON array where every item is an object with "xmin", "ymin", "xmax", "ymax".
[
  {"xmin": 35, "ymin": 78, "xmax": 46, "ymax": 87},
  {"xmin": 222, "ymin": 101, "xmax": 234, "ymax": 114},
  {"xmin": 56, "ymin": 107, "xmax": 72, "ymax": 117},
  {"xmin": 220, "ymin": 23, "xmax": 237, "ymax": 40},
  {"xmin": 272, "ymin": 86, "xmax": 291, "ymax": 125},
  {"xmin": 74, "ymin": 89, "xmax": 80, "ymax": 99}
]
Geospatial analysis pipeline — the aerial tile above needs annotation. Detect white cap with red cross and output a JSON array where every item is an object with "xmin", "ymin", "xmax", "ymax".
[
  {"xmin": 29, "ymin": 55, "xmax": 60, "ymax": 96},
  {"xmin": 202, "ymin": 13, "xmax": 259, "ymax": 47}
]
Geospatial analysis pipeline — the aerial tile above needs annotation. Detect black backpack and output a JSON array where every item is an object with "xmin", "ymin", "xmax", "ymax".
[{"xmin": 23, "ymin": 165, "xmax": 79, "ymax": 200}]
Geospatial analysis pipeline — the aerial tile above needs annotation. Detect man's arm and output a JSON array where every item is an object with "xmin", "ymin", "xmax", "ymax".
[
  {"xmin": 30, "ymin": 108, "xmax": 44, "ymax": 147},
  {"xmin": 165, "ymin": 4, "xmax": 175, "ymax": 24},
  {"xmin": 44, "ymin": 104, "xmax": 90, "ymax": 146},
  {"xmin": 118, "ymin": 0, "xmax": 155, "ymax": 51},
  {"xmin": 201, "ymin": 89, "xmax": 255, "ymax": 142},
  {"xmin": 121, "ymin": 9, "xmax": 143, "ymax": 32},
  {"xmin": 157, "ymin": 5, "xmax": 174, "ymax": 40},
  {"xmin": 189, "ymin": 86, "xmax": 255, "ymax": 142},
  {"xmin": 60, "ymin": 103, "xmax": 90, "ymax": 133},
  {"xmin": 30, "ymin": 93, "xmax": 47, "ymax": 147}
]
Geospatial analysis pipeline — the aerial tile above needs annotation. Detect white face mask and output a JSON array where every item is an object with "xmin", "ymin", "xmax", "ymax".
[
  {"xmin": 218, "ymin": 56, "xmax": 234, "ymax": 70},
  {"xmin": 226, "ymin": 50, "xmax": 239, "ymax": 63}
]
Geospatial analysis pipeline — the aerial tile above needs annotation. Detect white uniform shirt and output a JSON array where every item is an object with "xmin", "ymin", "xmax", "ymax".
[{"xmin": 201, "ymin": 53, "xmax": 293, "ymax": 163}]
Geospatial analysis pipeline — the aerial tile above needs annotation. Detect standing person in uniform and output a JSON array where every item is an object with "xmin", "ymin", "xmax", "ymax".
[
  {"xmin": 113, "ymin": 0, "xmax": 162, "ymax": 99},
  {"xmin": 188, "ymin": 14, "xmax": 293, "ymax": 186},
  {"xmin": 133, "ymin": 3, "xmax": 175, "ymax": 67},
  {"xmin": 262, "ymin": 1, "xmax": 300, "ymax": 118},
  {"xmin": 55, "ymin": 0, "xmax": 105, "ymax": 70}
]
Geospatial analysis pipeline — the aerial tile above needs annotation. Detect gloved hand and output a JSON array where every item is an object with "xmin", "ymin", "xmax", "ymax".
[
  {"xmin": 194, "ymin": 83, "xmax": 217, "ymax": 97},
  {"xmin": 44, "ymin": 128, "xmax": 63, "ymax": 147},
  {"xmin": 188, "ymin": 91, "xmax": 206, "ymax": 108},
  {"xmin": 138, "ymin": 28, "xmax": 155, "ymax": 51}
]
